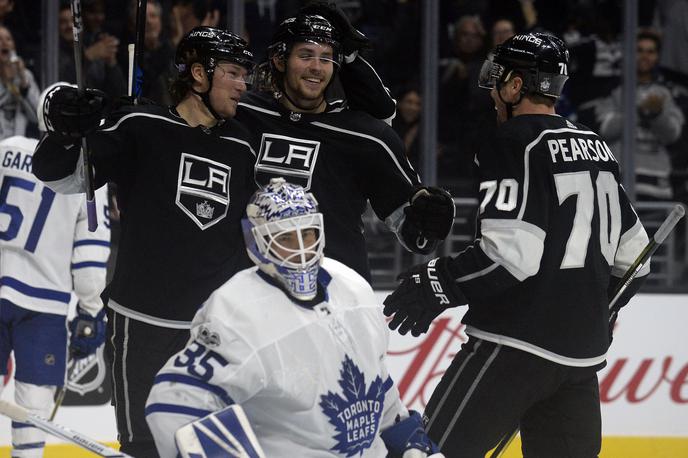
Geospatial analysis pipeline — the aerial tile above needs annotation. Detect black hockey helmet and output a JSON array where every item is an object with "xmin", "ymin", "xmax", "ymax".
[
  {"xmin": 479, "ymin": 32, "xmax": 569, "ymax": 99},
  {"xmin": 175, "ymin": 26, "xmax": 254, "ymax": 76},
  {"xmin": 268, "ymin": 14, "xmax": 343, "ymax": 66}
]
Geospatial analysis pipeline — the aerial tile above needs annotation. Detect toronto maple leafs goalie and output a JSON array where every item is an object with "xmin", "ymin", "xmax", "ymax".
[{"xmin": 145, "ymin": 178, "xmax": 443, "ymax": 458}]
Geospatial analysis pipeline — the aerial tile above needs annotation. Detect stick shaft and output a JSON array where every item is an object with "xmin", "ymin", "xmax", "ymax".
[
  {"xmin": 131, "ymin": 0, "xmax": 148, "ymax": 100},
  {"xmin": 0, "ymin": 401, "xmax": 131, "ymax": 457},
  {"xmin": 70, "ymin": 0, "xmax": 98, "ymax": 231},
  {"xmin": 609, "ymin": 204, "xmax": 685, "ymax": 313}
]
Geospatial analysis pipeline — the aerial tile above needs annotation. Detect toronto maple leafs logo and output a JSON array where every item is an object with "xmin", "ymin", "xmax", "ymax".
[{"xmin": 319, "ymin": 355, "xmax": 385, "ymax": 456}]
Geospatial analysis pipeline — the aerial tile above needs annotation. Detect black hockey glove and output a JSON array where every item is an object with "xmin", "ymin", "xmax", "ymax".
[
  {"xmin": 383, "ymin": 257, "xmax": 466, "ymax": 337},
  {"xmin": 69, "ymin": 306, "xmax": 107, "ymax": 359},
  {"xmin": 42, "ymin": 84, "xmax": 109, "ymax": 143},
  {"xmin": 300, "ymin": 1, "xmax": 371, "ymax": 58},
  {"xmin": 403, "ymin": 186, "xmax": 455, "ymax": 241}
]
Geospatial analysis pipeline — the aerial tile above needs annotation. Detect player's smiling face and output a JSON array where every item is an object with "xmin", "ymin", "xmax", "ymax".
[{"xmin": 282, "ymin": 41, "xmax": 335, "ymax": 111}]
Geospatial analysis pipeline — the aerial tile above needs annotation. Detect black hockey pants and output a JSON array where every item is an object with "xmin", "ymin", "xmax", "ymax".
[
  {"xmin": 105, "ymin": 309, "xmax": 189, "ymax": 458},
  {"xmin": 424, "ymin": 337, "xmax": 602, "ymax": 457}
]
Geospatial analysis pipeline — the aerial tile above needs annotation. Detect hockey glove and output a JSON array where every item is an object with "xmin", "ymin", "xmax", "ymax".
[
  {"xmin": 381, "ymin": 410, "xmax": 444, "ymax": 458},
  {"xmin": 41, "ymin": 84, "xmax": 109, "ymax": 142},
  {"xmin": 384, "ymin": 257, "xmax": 465, "ymax": 337},
  {"xmin": 69, "ymin": 306, "xmax": 107, "ymax": 359},
  {"xmin": 403, "ymin": 186, "xmax": 455, "ymax": 242},
  {"xmin": 300, "ymin": 1, "xmax": 371, "ymax": 59}
]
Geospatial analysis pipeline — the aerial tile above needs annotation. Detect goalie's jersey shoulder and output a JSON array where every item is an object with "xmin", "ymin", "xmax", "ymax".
[{"xmin": 196, "ymin": 258, "xmax": 382, "ymax": 349}]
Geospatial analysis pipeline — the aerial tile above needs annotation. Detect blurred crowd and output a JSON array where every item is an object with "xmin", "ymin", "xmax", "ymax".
[{"xmin": 3, "ymin": 0, "xmax": 688, "ymax": 286}]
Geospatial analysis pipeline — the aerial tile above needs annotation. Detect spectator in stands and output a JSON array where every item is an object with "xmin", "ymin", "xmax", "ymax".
[
  {"xmin": 0, "ymin": 25, "xmax": 38, "ymax": 140},
  {"xmin": 119, "ymin": 0, "xmax": 176, "ymax": 104},
  {"xmin": 169, "ymin": 0, "xmax": 221, "ymax": 47},
  {"xmin": 599, "ymin": 31, "xmax": 685, "ymax": 201},
  {"xmin": 437, "ymin": 15, "xmax": 494, "ymax": 191},
  {"xmin": 565, "ymin": 8, "xmax": 621, "ymax": 129},
  {"xmin": 654, "ymin": 0, "xmax": 688, "ymax": 77},
  {"xmin": 392, "ymin": 85, "xmax": 422, "ymax": 170},
  {"xmin": 58, "ymin": 1, "xmax": 126, "ymax": 98},
  {"xmin": 491, "ymin": 18, "xmax": 515, "ymax": 47}
]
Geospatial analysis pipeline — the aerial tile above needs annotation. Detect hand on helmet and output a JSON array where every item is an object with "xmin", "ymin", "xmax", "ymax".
[{"xmin": 300, "ymin": 1, "xmax": 370, "ymax": 58}]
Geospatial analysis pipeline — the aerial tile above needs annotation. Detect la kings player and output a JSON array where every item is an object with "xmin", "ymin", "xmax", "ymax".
[
  {"xmin": 237, "ymin": 10, "xmax": 455, "ymax": 281},
  {"xmin": 146, "ymin": 178, "xmax": 443, "ymax": 458},
  {"xmin": 33, "ymin": 28, "xmax": 256, "ymax": 457},
  {"xmin": 0, "ymin": 135, "xmax": 110, "ymax": 458},
  {"xmin": 383, "ymin": 34, "xmax": 651, "ymax": 457}
]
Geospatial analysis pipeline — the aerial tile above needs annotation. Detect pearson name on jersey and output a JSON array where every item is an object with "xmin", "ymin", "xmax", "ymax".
[{"xmin": 451, "ymin": 115, "xmax": 649, "ymax": 366}]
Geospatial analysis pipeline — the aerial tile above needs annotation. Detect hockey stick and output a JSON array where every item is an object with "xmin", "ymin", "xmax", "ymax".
[
  {"xmin": 70, "ymin": 0, "xmax": 98, "ymax": 232},
  {"xmin": 489, "ymin": 204, "xmax": 686, "ymax": 458},
  {"xmin": 608, "ymin": 203, "xmax": 685, "ymax": 322},
  {"xmin": 0, "ymin": 400, "xmax": 132, "ymax": 457},
  {"xmin": 130, "ymin": 0, "xmax": 148, "ymax": 101}
]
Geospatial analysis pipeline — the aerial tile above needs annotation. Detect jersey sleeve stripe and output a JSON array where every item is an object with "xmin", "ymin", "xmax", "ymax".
[
  {"xmin": 218, "ymin": 136, "xmax": 257, "ymax": 158},
  {"xmin": 153, "ymin": 373, "xmax": 234, "ymax": 405},
  {"xmin": 100, "ymin": 112, "xmax": 188, "ymax": 132},
  {"xmin": 73, "ymin": 240, "xmax": 111, "ymax": 247},
  {"xmin": 310, "ymin": 121, "xmax": 415, "ymax": 185},
  {"xmin": 144, "ymin": 403, "xmax": 212, "ymax": 419},
  {"xmin": 612, "ymin": 219, "xmax": 651, "ymax": 278},
  {"xmin": 71, "ymin": 261, "xmax": 108, "ymax": 269},
  {"xmin": 478, "ymin": 219, "xmax": 546, "ymax": 281},
  {"xmin": 456, "ymin": 262, "xmax": 499, "ymax": 283},
  {"xmin": 0, "ymin": 277, "xmax": 71, "ymax": 303}
]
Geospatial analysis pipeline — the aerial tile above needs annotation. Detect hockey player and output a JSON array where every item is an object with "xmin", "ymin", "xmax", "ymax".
[
  {"xmin": 32, "ymin": 28, "xmax": 257, "ymax": 457},
  {"xmin": 383, "ymin": 33, "xmax": 651, "ymax": 457},
  {"xmin": 145, "ymin": 178, "xmax": 443, "ymax": 458},
  {"xmin": 237, "ymin": 8, "xmax": 455, "ymax": 281},
  {"xmin": 0, "ymin": 135, "xmax": 110, "ymax": 458}
]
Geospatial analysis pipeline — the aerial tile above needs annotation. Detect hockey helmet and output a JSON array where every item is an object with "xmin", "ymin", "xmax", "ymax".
[
  {"xmin": 479, "ymin": 32, "xmax": 569, "ymax": 99},
  {"xmin": 242, "ymin": 178, "xmax": 325, "ymax": 301},
  {"xmin": 176, "ymin": 26, "xmax": 255, "ymax": 77},
  {"xmin": 268, "ymin": 14, "xmax": 343, "ymax": 66}
]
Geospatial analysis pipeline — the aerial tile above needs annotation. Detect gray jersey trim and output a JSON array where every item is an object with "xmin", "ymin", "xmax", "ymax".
[
  {"xmin": 466, "ymin": 326, "xmax": 607, "ymax": 367},
  {"xmin": 310, "ymin": 121, "xmax": 414, "ymax": 185},
  {"xmin": 108, "ymin": 300, "xmax": 192, "ymax": 329}
]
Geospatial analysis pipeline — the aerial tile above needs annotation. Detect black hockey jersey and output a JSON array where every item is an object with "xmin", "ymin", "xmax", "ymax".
[
  {"xmin": 447, "ymin": 114, "xmax": 650, "ymax": 365},
  {"xmin": 33, "ymin": 104, "xmax": 257, "ymax": 326},
  {"xmin": 236, "ymin": 91, "xmax": 420, "ymax": 280}
]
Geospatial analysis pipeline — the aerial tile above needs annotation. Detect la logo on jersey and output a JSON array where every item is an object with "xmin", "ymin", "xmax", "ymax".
[
  {"xmin": 176, "ymin": 153, "xmax": 231, "ymax": 230},
  {"xmin": 319, "ymin": 355, "xmax": 386, "ymax": 456},
  {"xmin": 255, "ymin": 133, "xmax": 320, "ymax": 190}
]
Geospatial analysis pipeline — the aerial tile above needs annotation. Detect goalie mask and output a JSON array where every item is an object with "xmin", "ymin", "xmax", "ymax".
[
  {"xmin": 478, "ymin": 32, "xmax": 569, "ymax": 99},
  {"xmin": 243, "ymin": 178, "xmax": 325, "ymax": 301}
]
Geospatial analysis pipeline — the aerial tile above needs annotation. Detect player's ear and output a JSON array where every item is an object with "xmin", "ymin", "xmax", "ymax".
[{"xmin": 190, "ymin": 62, "xmax": 208, "ymax": 88}]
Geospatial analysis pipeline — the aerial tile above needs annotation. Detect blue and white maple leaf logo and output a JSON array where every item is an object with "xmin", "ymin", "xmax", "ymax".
[{"xmin": 319, "ymin": 355, "xmax": 386, "ymax": 456}]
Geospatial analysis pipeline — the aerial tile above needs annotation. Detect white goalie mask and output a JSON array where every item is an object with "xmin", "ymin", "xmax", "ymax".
[{"xmin": 242, "ymin": 178, "xmax": 325, "ymax": 301}]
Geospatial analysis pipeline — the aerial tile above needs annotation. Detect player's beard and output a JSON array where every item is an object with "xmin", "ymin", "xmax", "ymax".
[{"xmin": 285, "ymin": 71, "xmax": 329, "ymax": 111}]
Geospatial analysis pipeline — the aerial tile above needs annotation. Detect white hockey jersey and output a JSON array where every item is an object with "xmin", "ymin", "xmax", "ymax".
[
  {"xmin": 0, "ymin": 136, "xmax": 110, "ymax": 316},
  {"xmin": 146, "ymin": 258, "xmax": 409, "ymax": 458}
]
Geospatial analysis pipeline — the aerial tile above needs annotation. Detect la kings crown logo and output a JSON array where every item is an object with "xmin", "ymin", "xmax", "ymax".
[
  {"xmin": 255, "ymin": 133, "xmax": 321, "ymax": 190},
  {"xmin": 176, "ymin": 153, "xmax": 231, "ymax": 229}
]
